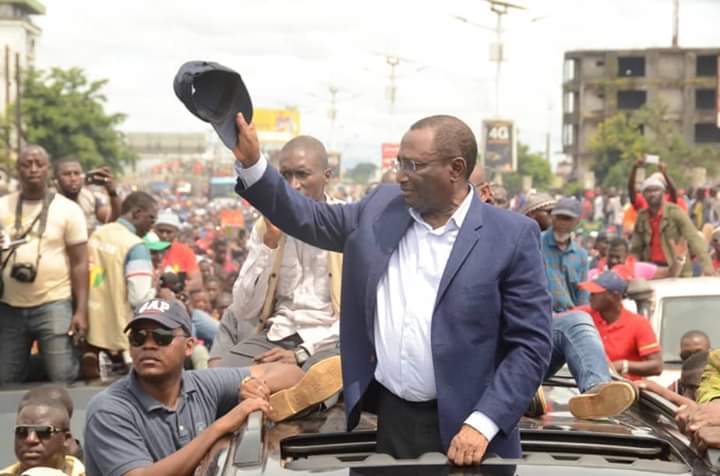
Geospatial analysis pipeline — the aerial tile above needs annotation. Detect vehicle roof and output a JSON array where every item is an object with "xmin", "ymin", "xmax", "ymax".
[
  {"xmin": 204, "ymin": 377, "xmax": 716, "ymax": 476},
  {"xmin": 645, "ymin": 277, "xmax": 720, "ymax": 298}
]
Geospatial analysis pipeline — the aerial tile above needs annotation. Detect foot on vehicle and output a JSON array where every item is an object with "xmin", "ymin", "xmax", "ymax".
[
  {"xmin": 524, "ymin": 386, "xmax": 547, "ymax": 418},
  {"xmin": 569, "ymin": 381, "xmax": 637, "ymax": 419},
  {"xmin": 269, "ymin": 355, "xmax": 342, "ymax": 422}
]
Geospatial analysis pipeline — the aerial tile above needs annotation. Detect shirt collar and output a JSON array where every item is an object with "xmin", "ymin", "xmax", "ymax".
[
  {"xmin": 127, "ymin": 370, "xmax": 197, "ymax": 412},
  {"xmin": 408, "ymin": 185, "xmax": 474, "ymax": 233},
  {"xmin": 117, "ymin": 217, "xmax": 137, "ymax": 234}
]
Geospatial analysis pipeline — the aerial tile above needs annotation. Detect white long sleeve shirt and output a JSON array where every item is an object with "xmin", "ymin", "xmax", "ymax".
[
  {"xmin": 236, "ymin": 157, "xmax": 498, "ymax": 442},
  {"xmin": 232, "ymin": 222, "xmax": 339, "ymax": 355}
]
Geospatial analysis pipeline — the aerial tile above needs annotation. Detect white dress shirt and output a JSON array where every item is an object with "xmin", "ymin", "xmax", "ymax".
[
  {"xmin": 235, "ymin": 157, "xmax": 499, "ymax": 441},
  {"xmin": 232, "ymin": 217, "xmax": 339, "ymax": 355}
]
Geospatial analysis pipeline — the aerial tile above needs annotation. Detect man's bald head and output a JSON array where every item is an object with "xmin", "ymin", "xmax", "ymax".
[
  {"xmin": 20, "ymin": 387, "xmax": 74, "ymax": 418},
  {"xmin": 277, "ymin": 135, "xmax": 331, "ymax": 201},
  {"xmin": 279, "ymin": 135, "xmax": 329, "ymax": 170}
]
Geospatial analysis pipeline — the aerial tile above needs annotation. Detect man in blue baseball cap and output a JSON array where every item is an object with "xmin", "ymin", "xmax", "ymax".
[
  {"xmin": 84, "ymin": 298, "xmax": 303, "ymax": 476},
  {"xmin": 576, "ymin": 270, "xmax": 663, "ymax": 381},
  {"xmin": 541, "ymin": 196, "xmax": 590, "ymax": 313}
]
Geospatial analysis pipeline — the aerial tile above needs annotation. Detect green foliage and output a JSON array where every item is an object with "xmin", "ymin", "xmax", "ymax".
[
  {"xmin": 590, "ymin": 102, "xmax": 720, "ymax": 188},
  {"xmin": 10, "ymin": 67, "xmax": 136, "ymax": 171},
  {"xmin": 500, "ymin": 143, "xmax": 552, "ymax": 194},
  {"xmin": 344, "ymin": 162, "xmax": 378, "ymax": 185}
]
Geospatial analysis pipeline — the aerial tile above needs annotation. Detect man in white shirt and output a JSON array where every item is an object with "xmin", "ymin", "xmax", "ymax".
[
  {"xmin": 232, "ymin": 113, "xmax": 553, "ymax": 466},
  {"xmin": 210, "ymin": 136, "xmax": 343, "ymax": 423}
]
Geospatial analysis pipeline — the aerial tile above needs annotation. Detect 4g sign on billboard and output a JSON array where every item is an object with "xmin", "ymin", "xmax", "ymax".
[{"xmin": 482, "ymin": 120, "xmax": 516, "ymax": 172}]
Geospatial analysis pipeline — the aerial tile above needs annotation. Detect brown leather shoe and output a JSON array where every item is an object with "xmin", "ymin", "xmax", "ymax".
[
  {"xmin": 269, "ymin": 355, "xmax": 342, "ymax": 422},
  {"xmin": 568, "ymin": 381, "xmax": 637, "ymax": 419},
  {"xmin": 524, "ymin": 386, "xmax": 547, "ymax": 418}
]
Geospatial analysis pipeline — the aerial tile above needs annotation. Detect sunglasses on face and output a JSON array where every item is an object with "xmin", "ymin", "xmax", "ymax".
[
  {"xmin": 127, "ymin": 328, "xmax": 187, "ymax": 347},
  {"xmin": 15, "ymin": 425, "xmax": 67, "ymax": 440}
]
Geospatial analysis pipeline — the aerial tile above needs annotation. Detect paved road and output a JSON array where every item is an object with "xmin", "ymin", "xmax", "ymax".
[{"xmin": 0, "ymin": 385, "xmax": 104, "ymax": 465}]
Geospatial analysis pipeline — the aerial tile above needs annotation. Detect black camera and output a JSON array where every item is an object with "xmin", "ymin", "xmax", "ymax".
[{"xmin": 10, "ymin": 263, "xmax": 37, "ymax": 283}]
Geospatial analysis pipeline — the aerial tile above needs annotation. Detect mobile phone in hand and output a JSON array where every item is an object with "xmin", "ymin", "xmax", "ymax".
[{"xmin": 644, "ymin": 154, "xmax": 660, "ymax": 165}]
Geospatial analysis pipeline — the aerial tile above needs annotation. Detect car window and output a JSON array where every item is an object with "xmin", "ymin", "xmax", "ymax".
[{"xmin": 660, "ymin": 296, "xmax": 720, "ymax": 362}]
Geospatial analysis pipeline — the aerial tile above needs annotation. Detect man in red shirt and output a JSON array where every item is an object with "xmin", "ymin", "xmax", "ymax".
[
  {"xmin": 154, "ymin": 211, "xmax": 203, "ymax": 292},
  {"xmin": 575, "ymin": 270, "xmax": 663, "ymax": 381}
]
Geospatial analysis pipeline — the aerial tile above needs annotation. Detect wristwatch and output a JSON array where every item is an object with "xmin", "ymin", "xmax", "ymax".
[{"xmin": 294, "ymin": 347, "xmax": 310, "ymax": 365}]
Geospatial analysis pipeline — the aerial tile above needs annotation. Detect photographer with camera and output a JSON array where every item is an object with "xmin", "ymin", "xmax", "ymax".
[
  {"xmin": 53, "ymin": 157, "xmax": 121, "ymax": 234},
  {"xmin": 0, "ymin": 145, "xmax": 89, "ymax": 385},
  {"xmin": 84, "ymin": 192, "xmax": 159, "ymax": 378}
]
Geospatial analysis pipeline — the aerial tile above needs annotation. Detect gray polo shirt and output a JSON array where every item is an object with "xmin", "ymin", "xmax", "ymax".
[{"xmin": 84, "ymin": 367, "xmax": 250, "ymax": 476}]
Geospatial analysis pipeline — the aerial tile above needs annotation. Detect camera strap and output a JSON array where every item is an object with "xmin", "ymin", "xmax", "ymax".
[{"xmin": 7, "ymin": 192, "xmax": 56, "ymax": 271}]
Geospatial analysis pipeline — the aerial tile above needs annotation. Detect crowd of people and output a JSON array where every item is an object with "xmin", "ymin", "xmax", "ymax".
[{"xmin": 2, "ymin": 110, "xmax": 720, "ymax": 475}]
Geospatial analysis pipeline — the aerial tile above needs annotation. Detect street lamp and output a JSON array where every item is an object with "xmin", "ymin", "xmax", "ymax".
[{"xmin": 486, "ymin": 0, "xmax": 525, "ymax": 117}]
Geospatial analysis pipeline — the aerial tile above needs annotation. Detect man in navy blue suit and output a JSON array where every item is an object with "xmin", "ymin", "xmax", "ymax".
[{"xmin": 232, "ymin": 113, "xmax": 552, "ymax": 466}]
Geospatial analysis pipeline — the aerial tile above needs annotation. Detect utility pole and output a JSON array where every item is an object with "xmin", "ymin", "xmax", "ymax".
[
  {"xmin": 487, "ymin": 0, "xmax": 525, "ymax": 117},
  {"xmin": 15, "ymin": 52, "xmax": 21, "ymax": 155},
  {"xmin": 672, "ymin": 0, "xmax": 679, "ymax": 48},
  {"xmin": 385, "ymin": 55, "xmax": 399, "ymax": 137},
  {"xmin": 327, "ymin": 85, "xmax": 338, "ymax": 150}
]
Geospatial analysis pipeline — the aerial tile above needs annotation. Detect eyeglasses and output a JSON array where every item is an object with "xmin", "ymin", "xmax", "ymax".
[
  {"xmin": 15, "ymin": 425, "xmax": 67, "ymax": 440},
  {"xmin": 393, "ymin": 156, "xmax": 456, "ymax": 173},
  {"xmin": 127, "ymin": 328, "xmax": 187, "ymax": 347}
]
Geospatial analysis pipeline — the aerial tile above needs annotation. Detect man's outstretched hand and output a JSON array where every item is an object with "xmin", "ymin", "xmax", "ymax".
[{"xmin": 232, "ymin": 113, "xmax": 260, "ymax": 168}]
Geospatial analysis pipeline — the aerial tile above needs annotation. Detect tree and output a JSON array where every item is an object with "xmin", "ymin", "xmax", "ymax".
[
  {"xmin": 10, "ymin": 67, "xmax": 136, "ymax": 171},
  {"xmin": 500, "ymin": 143, "xmax": 552, "ymax": 195},
  {"xmin": 590, "ymin": 102, "xmax": 720, "ymax": 188},
  {"xmin": 344, "ymin": 162, "xmax": 378, "ymax": 185}
]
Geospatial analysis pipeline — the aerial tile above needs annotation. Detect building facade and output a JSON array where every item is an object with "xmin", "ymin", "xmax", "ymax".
[{"xmin": 563, "ymin": 48, "xmax": 720, "ymax": 174}]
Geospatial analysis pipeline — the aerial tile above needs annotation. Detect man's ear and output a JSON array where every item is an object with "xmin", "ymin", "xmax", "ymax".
[
  {"xmin": 323, "ymin": 168, "xmax": 332, "ymax": 181},
  {"xmin": 185, "ymin": 336, "xmax": 197, "ymax": 357},
  {"xmin": 450, "ymin": 157, "xmax": 466, "ymax": 182}
]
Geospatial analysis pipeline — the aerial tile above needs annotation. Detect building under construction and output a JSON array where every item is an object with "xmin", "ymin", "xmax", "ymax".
[{"xmin": 562, "ymin": 47, "xmax": 720, "ymax": 174}]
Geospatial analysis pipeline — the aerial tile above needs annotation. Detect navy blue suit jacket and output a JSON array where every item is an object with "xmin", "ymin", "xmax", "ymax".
[{"xmin": 236, "ymin": 165, "xmax": 552, "ymax": 457}]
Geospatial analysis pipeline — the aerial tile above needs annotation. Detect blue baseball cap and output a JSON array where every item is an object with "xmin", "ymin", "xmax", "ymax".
[
  {"xmin": 579, "ymin": 270, "xmax": 628, "ymax": 295},
  {"xmin": 124, "ymin": 298, "xmax": 192, "ymax": 335},
  {"xmin": 550, "ymin": 197, "xmax": 581, "ymax": 219}
]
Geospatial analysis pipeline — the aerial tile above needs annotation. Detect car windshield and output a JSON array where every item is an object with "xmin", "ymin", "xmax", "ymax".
[{"xmin": 660, "ymin": 295, "xmax": 720, "ymax": 362}]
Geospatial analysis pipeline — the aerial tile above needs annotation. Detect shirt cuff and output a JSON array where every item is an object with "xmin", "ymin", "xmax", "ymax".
[
  {"xmin": 234, "ymin": 155, "xmax": 268, "ymax": 189},
  {"xmin": 464, "ymin": 411, "xmax": 499, "ymax": 442}
]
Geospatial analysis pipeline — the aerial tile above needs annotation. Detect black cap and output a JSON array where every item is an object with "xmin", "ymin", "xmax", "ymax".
[
  {"xmin": 124, "ymin": 298, "xmax": 192, "ymax": 335},
  {"xmin": 173, "ymin": 61, "xmax": 253, "ymax": 150}
]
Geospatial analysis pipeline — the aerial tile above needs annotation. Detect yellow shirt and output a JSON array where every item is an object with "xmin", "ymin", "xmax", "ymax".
[
  {"xmin": 0, "ymin": 455, "xmax": 85, "ymax": 475},
  {"xmin": 0, "ymin": 192, "xmax": 87, "ymax": 307}
]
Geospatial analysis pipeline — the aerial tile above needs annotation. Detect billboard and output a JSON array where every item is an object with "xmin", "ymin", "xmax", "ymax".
[
  {"xmin": 254, "ymin": 108, "xmax": 301, "ymax": 143},
  {"xmin": 482, "ymin": 119, "xmax": 516, "ymax": 173},
  {"xmin": 381, "ymin": 143, "xmax": 400, "ymax": 172}
]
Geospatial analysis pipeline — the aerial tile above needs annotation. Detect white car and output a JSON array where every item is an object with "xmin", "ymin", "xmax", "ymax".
[{"xmin": 629, "ymin": 276, "xmax": 720, "ymax": 386}]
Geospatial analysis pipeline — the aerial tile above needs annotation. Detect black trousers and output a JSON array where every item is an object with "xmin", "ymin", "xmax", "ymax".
[{"xmin": 374, "ymin": 382, "xmax": 444, "ymax": 458}]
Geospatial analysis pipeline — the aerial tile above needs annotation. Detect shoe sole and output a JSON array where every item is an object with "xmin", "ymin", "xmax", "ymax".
[
  {"xmin": 568, "ymin": 381, "xmax": 636, "ymax": 419},
  {"xmin": 524, "ymin": 386, "xmax": 547, "ymax": 418},
  {"xmin": 269, "ymin": 355, "xmax": 342, "ymax": 422}
]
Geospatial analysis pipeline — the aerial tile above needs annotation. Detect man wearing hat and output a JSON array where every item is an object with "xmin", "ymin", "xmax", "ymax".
[
  {"xmin": 541, "ymin": 197, "xmax": 590, "ymax": 313},
  {"xmin": 575, "ymin": 270, "xmax": 662, "ymax": 381},
  {"xmin": 630, "ymin": 176, "xmax": 714, "ymax": 277},
  {"xmin": 154, "ymin": 211, "xmax": 203, "ymax": 292},
  {"xmin": 84, "ymin": 192, "xmax": 160, "ymax": 378},
  {"xmin": 84, "ymin": 298, "xmax": 302, "ymax": 476},
  {"xmin": 628, "ymin": 156, "xmax": 688, "ymax": 212},
  {"xmin": 521, "ymin": 192, "xmax": 556, "ymax": 231}
]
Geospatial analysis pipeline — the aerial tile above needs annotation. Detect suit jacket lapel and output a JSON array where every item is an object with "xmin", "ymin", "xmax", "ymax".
[
  {"xmin": 367, "ymin": 195, "xmax": 413, "ymax": 341},
  {"xmin": 434, "ymin": 194, "xmax": 484, "ymax": 310}
]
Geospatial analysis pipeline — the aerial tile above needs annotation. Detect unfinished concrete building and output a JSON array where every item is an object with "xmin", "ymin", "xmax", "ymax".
[{"xmin": 562, "ymin": 48, "xmax": 720, "ymax": 175}]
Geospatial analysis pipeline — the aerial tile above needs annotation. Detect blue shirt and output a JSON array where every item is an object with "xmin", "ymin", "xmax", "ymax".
[
  {"xmin": 541, "ymin": 229, "xmax": 589, "ymax": 312},
  {"xmin": 84, "ymin": 367, "xmax": 250, "ymax": 476}
]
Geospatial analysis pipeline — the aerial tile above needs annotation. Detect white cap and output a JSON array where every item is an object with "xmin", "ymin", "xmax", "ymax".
[{"xmin": 155, "ymin": 210, "xmax": 181, "ymax": 229}]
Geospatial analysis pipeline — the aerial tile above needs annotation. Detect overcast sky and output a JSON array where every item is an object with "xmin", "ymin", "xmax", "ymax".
[{"xmin": 34, "ymin": 0, "xmax": 720, "ymax": 169}]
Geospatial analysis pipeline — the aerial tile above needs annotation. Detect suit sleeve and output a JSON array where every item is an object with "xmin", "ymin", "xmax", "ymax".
[
  {"xmin": 235, "ymin": 158, "xmax": 367, "ymax": 253},
  {"xmin": 473, "ymin": 220, "xmax": 553, "ymax": 436}
]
